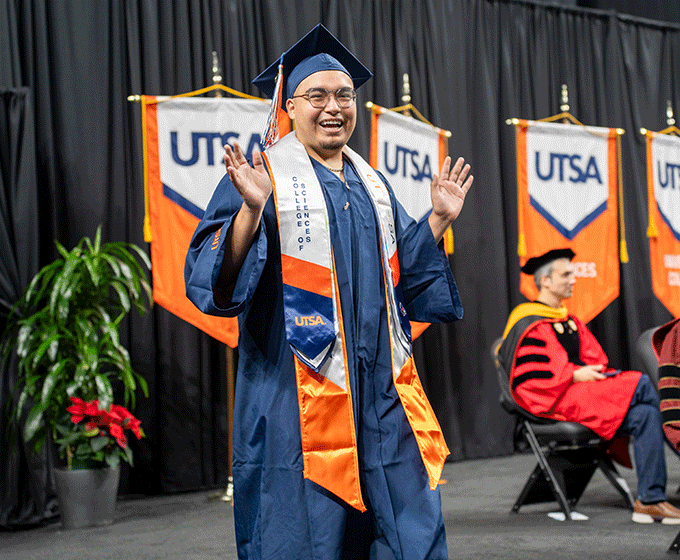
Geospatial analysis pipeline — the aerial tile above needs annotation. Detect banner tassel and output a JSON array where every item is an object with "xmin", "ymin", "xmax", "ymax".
[
  {"xmin": 616, "ymin": 135, "xmax": 628, "ymax": 264},
  {"xmin": 620, "ymin": 239, "xmax": 629, "ymax": 263},
  {"xmin": 517, "ymin": 233, "xmax": 527, "ymax": 257},
  {"xmin": 647, "ymin": 220, "xmax": 659, "ymax": 239},
  {"xmin": 444, "ymin": 228, "xmax": 454, "ymax": 254}
]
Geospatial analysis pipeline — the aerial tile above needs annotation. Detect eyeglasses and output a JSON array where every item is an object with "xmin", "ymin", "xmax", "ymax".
[{"xmin": 290, "ymin": 87, "xmax": 357, "ymax": 109}]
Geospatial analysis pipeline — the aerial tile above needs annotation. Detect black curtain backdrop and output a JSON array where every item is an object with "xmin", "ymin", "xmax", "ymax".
[{"xmin": 1, "ymin": 0, "xmax": 679, "ymax": 527}]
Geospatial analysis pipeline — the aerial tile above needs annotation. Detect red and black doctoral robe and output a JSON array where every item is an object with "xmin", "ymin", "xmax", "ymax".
[{"xmin": 498, "ymin": 302, "xmax": 641, "ymax": 440}]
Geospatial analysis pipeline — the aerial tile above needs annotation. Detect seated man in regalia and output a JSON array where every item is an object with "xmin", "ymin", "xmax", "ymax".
[{"xmin": 497, "ymin": 248, "xmax": 680, "ymax": 524}]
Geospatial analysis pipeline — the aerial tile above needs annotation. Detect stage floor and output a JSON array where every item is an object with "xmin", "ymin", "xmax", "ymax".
[{"xmin": 2, "ymin": 450, "xmax": 680, "ymax": 559}]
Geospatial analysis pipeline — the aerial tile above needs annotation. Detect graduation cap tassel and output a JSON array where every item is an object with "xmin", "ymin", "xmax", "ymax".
[{"xmin": 262, "ymin": 58, "xmax": 284, "ymax": 148}]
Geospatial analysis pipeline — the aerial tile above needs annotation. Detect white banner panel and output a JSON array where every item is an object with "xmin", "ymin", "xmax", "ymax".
[
  {"xmin": 525, "ymin": 122, "xmax": 610, "ymax": 240},
  {"xmin": 651, "ymin": 133, "xmax": 680, "ymax": 241},
  {"xmin": 371, "ymin": 108, "xmax": 446, "ymax": 221},
  {"xmin": 156, "ymin": 97, "xmax": 269, "ymax": 217}
]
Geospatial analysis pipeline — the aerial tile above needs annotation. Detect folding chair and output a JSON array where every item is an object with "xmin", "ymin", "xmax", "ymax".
[{"xmin": 491, "ymin": 337, "xmax": 635, "ymax": 519}]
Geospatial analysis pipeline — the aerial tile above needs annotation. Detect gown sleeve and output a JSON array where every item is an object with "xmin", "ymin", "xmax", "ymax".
[
  {"xmin": 184, "ymin": 173, "xmax": 269, "ymax": 317},
  {"xmin": 511, "ymin": 322, "xmax": 577, "ymax": 415},
  {"xmin": 384, "ymin": 172, "xmax": 463, "ymax": 324}
]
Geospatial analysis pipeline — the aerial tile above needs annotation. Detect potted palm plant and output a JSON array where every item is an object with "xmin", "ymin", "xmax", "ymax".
[{"xmin": 2, "ymin": 225, "xmax": 152, "ymax": 528}]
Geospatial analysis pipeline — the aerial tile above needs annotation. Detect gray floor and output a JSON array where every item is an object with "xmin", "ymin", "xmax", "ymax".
[{"xmin": 2, "ymin": 451, "xmax": 680, "ymax": 559}]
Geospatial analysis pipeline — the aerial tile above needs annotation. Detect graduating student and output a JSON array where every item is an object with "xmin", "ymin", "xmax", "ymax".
[
  {"xmin": 185, "ymin": 24, "xmax": 473, "ymax": 559},
  {"xmin": 498, "ymin": 248, "xmax": 680, "ymax": 524}
]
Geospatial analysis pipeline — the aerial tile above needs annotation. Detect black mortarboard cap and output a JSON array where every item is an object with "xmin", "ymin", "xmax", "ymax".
[
  {"xmin": 520, "ymin": 248, "xmax": 576, "ymax": 275},
  {"xmin": 252, "ymin": 24, "xmax": 372, "ymax": 109}
]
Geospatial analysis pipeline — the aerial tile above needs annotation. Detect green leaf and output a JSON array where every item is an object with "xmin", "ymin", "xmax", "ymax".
[
  {"xmin": 95, "ymin": 375, "xmax": 113, "ymax": 410},
  {"xmin": 100, "ymin": 253, "xmax": 122, "ymax": 279},
  {"xmin": 31, "ymin": 332, "xmax": 61, "ymax": 370},
  {"xmin": 76, "ymin": 442, "xmax": 91, "ymax": 456},
  {"xmin": 16, "ymin": 325, "xmax": 32, "ymax": 358},
  {"xmin": 90, "ymin": 436, "xmax": 109, "ymax": 453},
  {"xmin": 57, "ymin": 431, "xmax": 82, "ymax": 447},
  {"xmin": 120, "ymin": 365, "xmax": 136, "ymax": 391},
  {"xmin": 118, "ymin": 261, "xmax": 133, "ymax": 282},
  {"xmin": 136, "ymin": 373, "xmax": 149, "ymax": 398},
  {"xmin": 124, "ymin": 243, "xmax": 152, "ymax": 271},
  {"xmin": 123, "ymin": 445, "xmax": 134, "ymax": 466},
  {"xmin": 23, "ymin": 405, "xmax": 46, "ymax": 443},
  {"xmin": 15, "ymin": 388, "xmax": 29, "ymax": 421},
  {"xmin": 105, "ymin": 452, "xmax": 120, "ymax": 468},
  {"xmin": 54, "ymin": 423, "xmax": 72, "ymax": 436},
  {"xmin": 93, "ymin": 225, "xmax": 102, "ymax": 253},
  {"xmin": 73, "ymin": 363, "xmax": 89, "ymax": 389},
  {"xmin": 109, "ymin": 279, "xmax": 131, "ymax": 315},
  {"xmin": 40, "ymin": 362, "xmax": 66, "ymax": 407},
  {"xmin": 32, "ymin": 432, "xmax": 46, "ymax": 456},
  {"xmin": 50, "ymin": 257, "xmax": 79, "ymax": 319},
  {"xmin": 54, "ymin": 239, "xmax": 70, "ymax": 259},
  {"xmin": 66, "ymin": 382, "xmax": 79, "ymax": 397},
  {"xmin": 22, "ymin": 266, "xmax": 47, "ymax": 303},
  {"xmin": 47, "ymin": 336, "xmax": 60, "ymax": 362},
  {"xmin": 83, "ymin": 257, "xmax": 100, "ymax": 288}
]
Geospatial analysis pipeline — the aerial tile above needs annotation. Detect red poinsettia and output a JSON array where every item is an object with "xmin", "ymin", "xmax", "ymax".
[
  {"xmin": 59, "ymin": 397, "xmax": 145, "ymax": 468},
  {"xmin": 111, "ymin": 404, "xmax": 143, "ymax": 439}
]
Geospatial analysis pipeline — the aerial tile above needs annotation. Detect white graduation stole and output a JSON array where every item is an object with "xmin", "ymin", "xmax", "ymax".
[{"xmin": 263, "ymin": 132, "xmax": 449, "ymax": 511}]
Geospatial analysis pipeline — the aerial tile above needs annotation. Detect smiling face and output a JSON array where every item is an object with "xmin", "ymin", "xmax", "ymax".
[{"xmin": 285, "ymin": 70, "xmax": 356, "ymax": 161}]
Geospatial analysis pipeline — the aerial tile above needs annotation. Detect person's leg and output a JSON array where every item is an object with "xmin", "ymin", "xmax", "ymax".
[
  {"xmin": 619, "ymin": 375, "xmax": 666, "ymax": 502},
  {"xmin": 619, "ymin": 375, "xmax": 680, "ymax": 524}
]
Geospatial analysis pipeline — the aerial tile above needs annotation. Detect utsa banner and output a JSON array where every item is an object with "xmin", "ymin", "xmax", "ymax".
[
  {"xmin": 142, "ymin": 96, "xmax": 281, "ymax": 348},
  {"xmin": 369, "ymin": 104, "xmax": 449, "ymax": 338},
  {"xmin": 645, "ymin": 131, "xmax": 680, "ymax": 317},
  {"xmin": 369, "ymin": 105, "xmax": 448, "ymax": 222},
  {"xmin": 515, "ymin": 120, "xmax": 621, "ymax": 323}
]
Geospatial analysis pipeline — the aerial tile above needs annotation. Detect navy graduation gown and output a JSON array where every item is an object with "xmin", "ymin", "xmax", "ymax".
[{"xmin": 185, "ymin": 157, "xmax": 462, "ymax": 560}]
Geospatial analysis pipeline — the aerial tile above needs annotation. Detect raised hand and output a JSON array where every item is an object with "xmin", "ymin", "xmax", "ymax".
[
  {"xmin": 224, "ymin": 142, "xmax": 273, "ymax": 214},
  {"xmin": 214, "ymin": 142, "xmax": 273, "ymax": 295},
  {"xmin": 428, "ymin": 156, "xmax": 474, "ymax": 242}
]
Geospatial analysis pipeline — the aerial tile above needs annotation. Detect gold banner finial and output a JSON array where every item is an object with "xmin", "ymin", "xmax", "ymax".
[
  {"xmin": 560, "ymin": 84, "xmax": 570, "ymax": 113},
  {"xmin": 667, "ymin": 100, "xmax": 676, "ymax": 127},
  {"xmin": 401, "ymin": 73, "xmax": 411, "ymax": 105},
  {"xmin": 212, "ymin": 51, "xmax": 224, "ymax": 98},
  {"xmin": 212, "ymin": 51, "xmax": 223, "ymax": 86}
]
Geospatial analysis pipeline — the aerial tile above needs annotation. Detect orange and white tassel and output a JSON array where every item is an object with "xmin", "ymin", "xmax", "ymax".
[{"xmin": 262, "ymin": 59, "xmax": 284, "ymax": 148}]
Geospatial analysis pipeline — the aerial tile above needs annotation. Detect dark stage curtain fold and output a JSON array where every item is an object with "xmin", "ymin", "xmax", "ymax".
[
  {"xmin": 0, "ymin": 88, "xmax": 55, "ymax": 527},
  {"xmin": 1, "ymin": 0, "xmax": 679, "ymax": 527}
]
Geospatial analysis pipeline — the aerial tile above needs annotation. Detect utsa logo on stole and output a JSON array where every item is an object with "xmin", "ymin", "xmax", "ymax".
[{"xmin": 295, "ymin": 315, "xmax": 327, "ymax": 326}]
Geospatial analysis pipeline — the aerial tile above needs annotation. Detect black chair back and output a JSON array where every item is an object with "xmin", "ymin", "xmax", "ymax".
[{"xmin": 636, "ymin": 327, "xmax": 659, "ymax": 390}]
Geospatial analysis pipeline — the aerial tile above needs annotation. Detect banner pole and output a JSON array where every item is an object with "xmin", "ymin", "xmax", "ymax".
[{"xmin": 205, "ymin": 50, "xmax": 235, "ymax": 504}]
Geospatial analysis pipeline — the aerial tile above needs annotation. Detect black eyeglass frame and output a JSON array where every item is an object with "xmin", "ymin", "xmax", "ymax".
[{"xmin": 290, "ymin": 87, "xmax": 357, "ymax": 109}]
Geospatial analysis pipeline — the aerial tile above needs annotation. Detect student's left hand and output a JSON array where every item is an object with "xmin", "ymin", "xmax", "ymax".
[{"xmin": 428, "ymin": 156, "xmax": 473, "ymax": 242}]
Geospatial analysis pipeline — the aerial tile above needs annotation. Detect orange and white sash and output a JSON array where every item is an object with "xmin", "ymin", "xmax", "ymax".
[{"xmin": 263, "ymin": 132, "xmax": 449, "ymax": 511}]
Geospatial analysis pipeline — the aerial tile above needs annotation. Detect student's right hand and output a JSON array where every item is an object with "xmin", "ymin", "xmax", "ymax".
[{"xmin": 224, "ymin": 142, "xmax": 272, "ymax": 214}]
